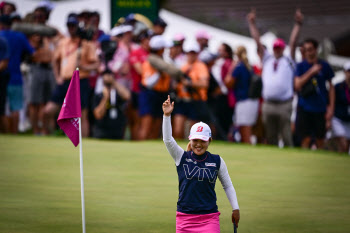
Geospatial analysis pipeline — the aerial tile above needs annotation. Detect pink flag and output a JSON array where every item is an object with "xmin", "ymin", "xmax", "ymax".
[{"xmin": 57, "ymin": 70, "xmax": 81, "ymax": 147}]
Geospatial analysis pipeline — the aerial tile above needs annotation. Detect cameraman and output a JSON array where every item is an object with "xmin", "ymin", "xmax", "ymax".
[
  {"xmin": 43, "ymin": 13, "xmax": 99, "ymax": 136},
  {"xmin": 92, "ymin": 70, "xmax": 130, "ymax": 139}
]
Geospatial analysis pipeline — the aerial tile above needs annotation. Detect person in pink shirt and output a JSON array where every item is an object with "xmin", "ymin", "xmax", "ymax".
[{"xmin": 127, "ymin": 30, "xmax": 151, "ymax": 140}]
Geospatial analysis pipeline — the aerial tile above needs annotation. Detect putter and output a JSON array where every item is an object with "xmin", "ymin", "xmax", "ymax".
[{"xmin": 233, "ymin": 219, "xmax": 237, "ymax": 233}]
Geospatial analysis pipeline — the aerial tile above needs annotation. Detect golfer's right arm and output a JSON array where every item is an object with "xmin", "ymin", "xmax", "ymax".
[{"xmin": 162, "ymin": 115, "xmax": 184, "ymax": 166}]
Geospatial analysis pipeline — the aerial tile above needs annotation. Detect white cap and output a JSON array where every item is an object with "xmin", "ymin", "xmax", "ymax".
[
  {"xmin": 188, "ymin": 122, "xmax": 212, "ymax": 141},
  {"xmin": 110, "ymin": 25, "xmax": 133, "ymax": 37},
  {"xmin": 110, "ymin": 26, "xmax": 123, "ymax": 37},
  {"xmin": 149, "ymin": 35, "xmax": 173, "ymax": 50},
  {"xmin": 344, "ymin": 61, "xmax": 350, "ymax": 71},
  {"xmin": 184, "ymin": 41, "xmax": 200, "ymax": 53},
  {"xmin": 122, "ymin": 25, "xmax": 133, "ymax": 33}
]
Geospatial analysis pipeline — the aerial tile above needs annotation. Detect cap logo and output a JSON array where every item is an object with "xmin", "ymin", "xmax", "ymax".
[{"xmin": 196, "ymin": 126, "xmax": 203, "ymax": 132}]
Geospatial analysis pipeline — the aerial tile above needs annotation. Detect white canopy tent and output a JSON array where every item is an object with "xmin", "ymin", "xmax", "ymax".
[{"xmin": 10, "ymin": 0, "xmax": 349, "ymax": 70}]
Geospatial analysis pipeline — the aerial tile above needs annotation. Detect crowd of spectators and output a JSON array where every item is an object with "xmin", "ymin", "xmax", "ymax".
[{"xmin": 0, "ymin": 1, "xmax": 349, "ymax": 153}]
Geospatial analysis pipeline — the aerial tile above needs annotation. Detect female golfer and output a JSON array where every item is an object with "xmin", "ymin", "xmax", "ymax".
[{"xmin": 162, "ymin": 95, "xmax": 240, "ymax": 232}]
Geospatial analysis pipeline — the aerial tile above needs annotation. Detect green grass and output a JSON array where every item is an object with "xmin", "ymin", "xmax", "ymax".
[{"xmin": 1, "ymin": 135, "xmax": 350, "ymax": 233}]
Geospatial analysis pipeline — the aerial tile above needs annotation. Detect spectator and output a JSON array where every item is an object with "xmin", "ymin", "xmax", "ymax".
[
  {"xmin": 165, "ymin": 33, "xmax": 186, "ymax": 68},
  {"xmin": 152, "ymin": 17, "xmax": 167, "ymax": 35},
  {"xmin": 200, "ymin": 50, "xmax": 229, "ymax": 139},
  {"xmin": 0, "ymin": 1, "xmax": 16, "ymax": 16},
  {"xmin": 32, "ymin": 6, "xmax": 49, "ymax": 25},
  {"xmin": 247, "ymin": 9, "xmax": 303, "ymax": 146},
  {"xmin": 0, "ymin": 35, "xmax": 9, "ymax": 132},
  {"xmin": 139, "ymin": 35, "xmax": 171, "ymax": 139},
  {"xmin": 93, "ymin": 70, "xmax": 131, "ymax": 139},
  {"xmin": 28, "ymin": 6, "xmax": 56, "ymax": 135},
  {"xmin": 43, "ymin": 13, "xmax": 99, "ymax": 136},
  {"xmin": 128, "ymin": 30, "xmax": 151, "ymax": 140},
  {"xmin": 173, "ymin": 41, "xmax": 210, "ymax": 139},
  {"xmin": 294, "ymin": 38, "xmax": 335, "ymax": 149},
  {"xmin": 195, "ymin": 29, "xmax": 211, "ymax": 58},
  {"xmin": 0, "ymin": 15, "xmax": 34, "ymax": 134},
  {"xmin": 225, "ymin": 46, "xmax": 259, "ymax": 143},
  {"xmin": 331, "ymin": 62, "xmax": 350, "ymax": 153},
  {"xmin": 88, "ymin": 11, "xmax": 104, "ymax": 41},
  {"xmin": 211, "ymin": 43, "xmax": 234, "ymax": 139},
  {"xmin": 108, "ymin": 24, "xmax": 135, "ymax": 89}
]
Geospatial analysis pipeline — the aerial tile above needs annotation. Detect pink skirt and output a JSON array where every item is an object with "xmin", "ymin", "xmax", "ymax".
[{"xmin": 176, "ymin": 211, "xmax": 221, "ymax": 233}]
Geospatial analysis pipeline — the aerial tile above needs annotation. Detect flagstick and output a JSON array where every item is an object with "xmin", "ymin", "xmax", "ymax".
[{"xmin": 78, "ymin": 117, "xmax": 86, "ymax": 233}]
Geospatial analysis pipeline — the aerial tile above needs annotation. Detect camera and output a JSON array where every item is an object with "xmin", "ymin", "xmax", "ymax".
[{"xmin": 77, "ymin": 25, "xmax": 94, "ymax": 41}]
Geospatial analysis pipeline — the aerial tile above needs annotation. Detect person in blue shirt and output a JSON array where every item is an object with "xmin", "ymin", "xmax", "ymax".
[
  {"xmin": 226, "ymin": 45, "xmax": 259, "ymax": 144},
  {"xmin": 331, "ymin": 62, "xmax": 350, "ymax": 153},
  {"xmin": 0, "ymin": 35, "xmax": 9, "ymax": 132},
  {"xmin": 162, "ymin": 95, "xmax": 240, "ymax": 233},
  {"xmin": 294, "ymin": 38, "xmax": 335, "ymax": 149},
  {"xmin": 0, "ymin": 15, "xmax": 34, "ymax": 133}
]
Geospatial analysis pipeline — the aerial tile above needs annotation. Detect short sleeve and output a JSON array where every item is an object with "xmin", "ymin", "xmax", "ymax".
[
  {"xmin": 262, "ymin": 49, "xmax": 270, "ymax": 64},
  {"xmin": 0, "ymin": 37, "xmax": 9, "ymax": 60},
  {"xmin": 20, "ymin": 33, "xmax": 34, "ymax": 55},
  {"xmin": 129, "ymin": 51, "xmax": 139, "ymax": 65},
  {"xmin": 232, "ymin": 65, "xmax": 242, "ymax": 79},
  {"xmin": 295, "ymin": 62, "xmax": 304, "ymax": 77},
  {"xmin": 198, "ymin": 62, "xmax": 209, "ymax": 79},
  {"xmin": 323, "ymin": 61, "xmax": 335, "ymax": 81}
]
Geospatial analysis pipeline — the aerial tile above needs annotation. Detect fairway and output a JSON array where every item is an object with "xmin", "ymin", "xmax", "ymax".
[{"xmin": 1, "ymin": 135, "xmax": 350, "ymax": 233}]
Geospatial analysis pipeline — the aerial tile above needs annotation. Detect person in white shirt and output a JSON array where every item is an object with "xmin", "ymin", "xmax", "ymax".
[{"xmin": 247, "ymin": 9, "xmax": 304, "ymax": 146}]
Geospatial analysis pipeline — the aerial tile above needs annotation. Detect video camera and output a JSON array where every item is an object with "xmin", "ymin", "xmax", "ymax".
[
  {"xmin": 77, "ymin": 25, "xmax": 95, "ymax": 41},
  {"xmin": 100, "ymin": 39, "xmax": 118, "ymax": 65}
]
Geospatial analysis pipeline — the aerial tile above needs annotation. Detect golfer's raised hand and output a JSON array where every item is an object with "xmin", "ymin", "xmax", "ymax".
[
  {"xmin": 163, "ymin": 95, "xmax": 174, "ymax": 117},
  {"xmin": 232, "ymin": 209, "xmax": 240, "ymax": 228}
]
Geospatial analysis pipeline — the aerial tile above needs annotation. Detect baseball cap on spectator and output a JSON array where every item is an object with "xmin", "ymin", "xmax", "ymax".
[
  {"xmin": 9, "ymin": 12, "xmax": 21, "ymax": 21},
  {"xmin": 173, "ymin": 33, "xmax": 185, "ymax": 46},
  {"xmin": 273, "ymin": 38, "xmax": 286, "ymax": 49},
  {"xmin": 125, "ymin": 13, "xmax": 136, "ymax": 24},
  {"xmin": 195, "ymin": 30, "xmax": 211, "ymax": 40},
  {"xmin": 344, "ymin": 61, "xmax": 350, "ymax": 71},
  {"xmin": 37, "ymin": 0, "xmax": 55, "ymax": 12},
  {"xmin": 66, "ymin": 13, "xmax": 78, "ymax": 25},
  {"xmin": 138, "ymin": 29, "xmax": 153, "ymax": 41},
  {"xmin": 122, "ymin": 24, "xmax": 133, "ymax": 33},
  {"xmin": 110, "ymin": 25, "xmax": 133, "ymax": 37},
  {"xmin": 153, "ymin": 17, "xmax": 167, "ymax": 27},
  {"xmin": 110, "ymin": 26, "xmax": 123, "ymax": 37},
  {"xmin": 149, "ymin": 35, "xmax": 172, "ymax": 50},
  {"xmin": 184, "ymin": 41, "xmax": 200, "ymax": 53},
  {"xmin": 199, "ymin": 50, "xmax": 217, "ymax": 63},
  {"xmin": 174, "ymin": 33, "xmax": 185, "ymax": 42},
  {"xmin": 188, "ymin": 122, "xmax": 212, "ymax": 141}
]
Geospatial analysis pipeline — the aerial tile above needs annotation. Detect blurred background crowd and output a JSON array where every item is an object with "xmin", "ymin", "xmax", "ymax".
[{"xmin": 0, "ymin": 0, "xmax": 349, "ymax": 153}]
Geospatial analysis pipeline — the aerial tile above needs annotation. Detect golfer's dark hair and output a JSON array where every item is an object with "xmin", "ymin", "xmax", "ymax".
[{"xmin": 303, "ymin": 38, "xmax": 319, "ymax": 49}]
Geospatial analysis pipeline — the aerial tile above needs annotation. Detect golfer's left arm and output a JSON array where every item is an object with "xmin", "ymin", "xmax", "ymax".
[
  {"xmin": 218, "ymin": 157, "xmax": 240, "ymax": 227},
  {"xmin": 218, "ymin": 157, "xmax": 239, "ymax": 210}
]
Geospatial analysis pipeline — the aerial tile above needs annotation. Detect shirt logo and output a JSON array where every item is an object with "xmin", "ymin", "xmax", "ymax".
[
  {"xmin": 186, "ymin": 158, "xmax": 197, "ymax": 164},
  {"xmin": 205, "ymin": 162, "xmax": 216, "ymax": 167},
  {"xmin": 196, "ymin": 126, "xmax": 203, "ymax": 132},
  {"xmin": 183, "ymin": 164, "xmax": 218, "ymax": 183}
]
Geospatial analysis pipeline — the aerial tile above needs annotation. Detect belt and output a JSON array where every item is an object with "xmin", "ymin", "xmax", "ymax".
[
  {"xmin": 33, "ymin": 63, "xmax": 52, "ymax": 69},
  {"xmin": 265, "ymin": 98, "xmax": 292, "ymax": 104}
]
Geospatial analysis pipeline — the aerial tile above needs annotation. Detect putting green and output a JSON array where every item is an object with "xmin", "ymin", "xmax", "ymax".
[{"xmin": 1, "ymin": 135, "xmax": 350, "ymax": 233}]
